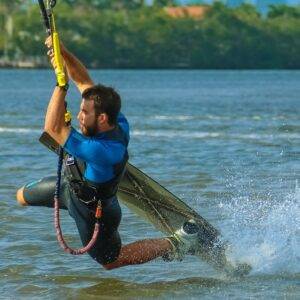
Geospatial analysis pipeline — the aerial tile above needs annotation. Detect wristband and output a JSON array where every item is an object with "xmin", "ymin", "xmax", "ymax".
[{"xmin": 56, "ymin": 82, "xmax": 69, "ymax": 91}]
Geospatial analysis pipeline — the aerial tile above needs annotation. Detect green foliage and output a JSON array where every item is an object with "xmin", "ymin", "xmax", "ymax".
[
  {"xmin": 0, "ymin": 2, "xmax": 299, "ymax": 69},
  {"xmin": 268, "ymin": 4, "xmax": 300, "ymax": 18},
  {"xmin": 153, "ymin": 0, "xmax": 177, "ymax": 7},
  {"xmin": 63, "ymin": 0, "xmax": 145, "ymax": 10}
]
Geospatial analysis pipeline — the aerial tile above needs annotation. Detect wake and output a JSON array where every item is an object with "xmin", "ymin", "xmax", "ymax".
[{"xmin": 220, "ymin": 181, "xmax": 300, "ymax": 275}]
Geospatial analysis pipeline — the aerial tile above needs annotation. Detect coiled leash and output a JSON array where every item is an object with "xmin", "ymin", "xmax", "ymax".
[{"xmin": 38, "ymin": 0, "xmax": 101, "ymax": 254}]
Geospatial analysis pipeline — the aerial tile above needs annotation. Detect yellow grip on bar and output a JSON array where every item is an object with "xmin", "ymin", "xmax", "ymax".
[
  {"xmin": 52, "ymin": 31, "xmax": 67, "ymax": 87},
  {"xmin": 64, "ymin": 110, "xmax": 72, "ymax": 124}
]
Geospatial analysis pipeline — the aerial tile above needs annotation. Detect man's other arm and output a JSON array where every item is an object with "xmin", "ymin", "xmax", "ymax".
[
  {"xmin": 44, "ymin": 86, "xmax": 71, "ymax": 146},
  {"xmin": 45, "ymin": 37, "xmax": 94, "ymax": 94},
  {"xmin": 61, "ymin": 46, "xmax": 94, "ymax": 94}
]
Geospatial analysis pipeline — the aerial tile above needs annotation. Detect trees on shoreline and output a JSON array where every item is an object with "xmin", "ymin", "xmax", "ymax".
[{"xmin": 0, "ymin": 2, "xmax": 299, "ymax": 69}]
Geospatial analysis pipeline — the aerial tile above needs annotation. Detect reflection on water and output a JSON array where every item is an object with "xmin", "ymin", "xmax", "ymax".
[
  {"xmin": 7, "ymin": 274, "xmax": 300, "ymax": 299},
  {"xmin": 79, "ymin": 277, "xmax": 224, "ymax": 298}
]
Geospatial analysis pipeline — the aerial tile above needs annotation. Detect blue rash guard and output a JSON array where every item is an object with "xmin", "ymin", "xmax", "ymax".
[{"xmin": 63, "ymin": 112, "xmax": 130, "ymax": 183}]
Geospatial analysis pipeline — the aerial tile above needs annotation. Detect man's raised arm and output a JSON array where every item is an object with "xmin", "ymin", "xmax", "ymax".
[{"xmin": 45, "ymin": 37, "xmax": 94, "ymax": 94}]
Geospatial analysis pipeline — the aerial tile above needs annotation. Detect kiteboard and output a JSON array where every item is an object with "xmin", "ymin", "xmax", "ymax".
[
  {"xmin": 39, "ymin": 132, "xmax": 251, "ymax": 275},
  {"xmin": 118, "ymin": 163, "xmax": 251, "ymax": 275}
]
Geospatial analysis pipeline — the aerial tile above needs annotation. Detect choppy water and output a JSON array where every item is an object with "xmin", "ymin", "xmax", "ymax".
[{"xmin": 0, "ymin": 69, "xmax": 299, "ymax": 299}]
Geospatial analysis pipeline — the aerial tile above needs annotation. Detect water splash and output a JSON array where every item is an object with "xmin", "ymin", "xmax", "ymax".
[{"xmin": 220, "ymin": 181, "xmax": 300, "ymax": 275}]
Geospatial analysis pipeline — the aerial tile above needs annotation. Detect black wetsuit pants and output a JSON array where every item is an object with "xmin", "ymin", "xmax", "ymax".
[{"xmin": 23, "ymin": 176, "xmax": 122, "ymax": 265}]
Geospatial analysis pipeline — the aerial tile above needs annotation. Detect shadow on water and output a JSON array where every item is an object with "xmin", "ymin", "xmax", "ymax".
[
  {"xmin": 11, "ymin": 272, "xmax": 300, "ymax": 299},
  {"xmin": 11, "ymin": 274, "xmax": 229, "ymax": 299},
  {"xmin": 75, "ymin": 276, "xmax": 226, "ymax": 299}
]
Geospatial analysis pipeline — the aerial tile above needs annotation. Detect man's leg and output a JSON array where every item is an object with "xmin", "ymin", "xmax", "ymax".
[
  {"xmin": 16, "ymin": 176, "xmax": 67, "ymax": 209},
  {"xmin": 16, "ymin": 186, "xmax": 28, "ymax": 206},
  {"xmin": 67, "ymin": 195, "xmax": 124, "ymax": 265},
  {"xmin": 103, "ymin": 238, "xmax": 173, "ymax": 270},
  {"xmin": 67, "ymin": 195, "xmax": 174, "ymax": 269}
]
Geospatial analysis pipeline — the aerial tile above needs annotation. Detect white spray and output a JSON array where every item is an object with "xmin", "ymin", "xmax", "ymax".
[{"xmin": 219, "ymin": 181, "xmax": 300, "ymax": 275}]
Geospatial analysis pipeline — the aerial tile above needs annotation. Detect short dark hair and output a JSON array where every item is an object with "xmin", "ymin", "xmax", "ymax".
[{"xmin": 82, "ymin": 84, "xmax": 121, "ymax": 125}]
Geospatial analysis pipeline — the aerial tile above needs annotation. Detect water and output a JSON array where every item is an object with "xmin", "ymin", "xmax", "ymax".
[{"xmin": 0, "ymin": 69, "xmax": 299, "ymax": 299}]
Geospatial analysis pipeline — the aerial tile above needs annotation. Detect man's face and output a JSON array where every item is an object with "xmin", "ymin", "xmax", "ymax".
[{"xmin": 77, "ymin": 99, "xmax": 98, "ymax": 137}]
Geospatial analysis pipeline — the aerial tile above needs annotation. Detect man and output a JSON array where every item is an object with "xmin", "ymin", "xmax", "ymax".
[{"xmin": 16, "ymin": 39, "xmax": 197, "ymax": 270}]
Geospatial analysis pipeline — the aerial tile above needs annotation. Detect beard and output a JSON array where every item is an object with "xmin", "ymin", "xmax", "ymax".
[{"xmin": 80, "ymin": 119, "xmax": 98, "ymax": 137}]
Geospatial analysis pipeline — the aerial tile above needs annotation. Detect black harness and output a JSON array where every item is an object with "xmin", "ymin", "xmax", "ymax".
[{"xmin": 63, "ymin": 126, "xmax": 129, "ymax": 204}]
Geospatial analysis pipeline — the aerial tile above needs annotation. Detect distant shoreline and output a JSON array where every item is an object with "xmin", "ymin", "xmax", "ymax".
[
  {"xmin": 1, "ymin": 4, "xmax": 300, "ymax": 70},
  {"xmin": 1, "ymin": 65, "xmax": 299, "ymax": 71},
  {"xmin": 1, "ymin": 61, "xmax": 300, "ymax": 71},
  {"xmin": 0, "ymin": 59, "xmax": 44, "ymax": 69}
]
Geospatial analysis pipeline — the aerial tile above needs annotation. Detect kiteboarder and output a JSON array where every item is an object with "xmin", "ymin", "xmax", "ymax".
[{"xmin": 16, "ymin": 38, "xmax": 198, "ymax": 270}]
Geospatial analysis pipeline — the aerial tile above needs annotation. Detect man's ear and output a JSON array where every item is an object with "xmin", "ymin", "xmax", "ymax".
[{"xmin": 98, "ymin": 113, "xmax": 108, "ymax": 125}]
